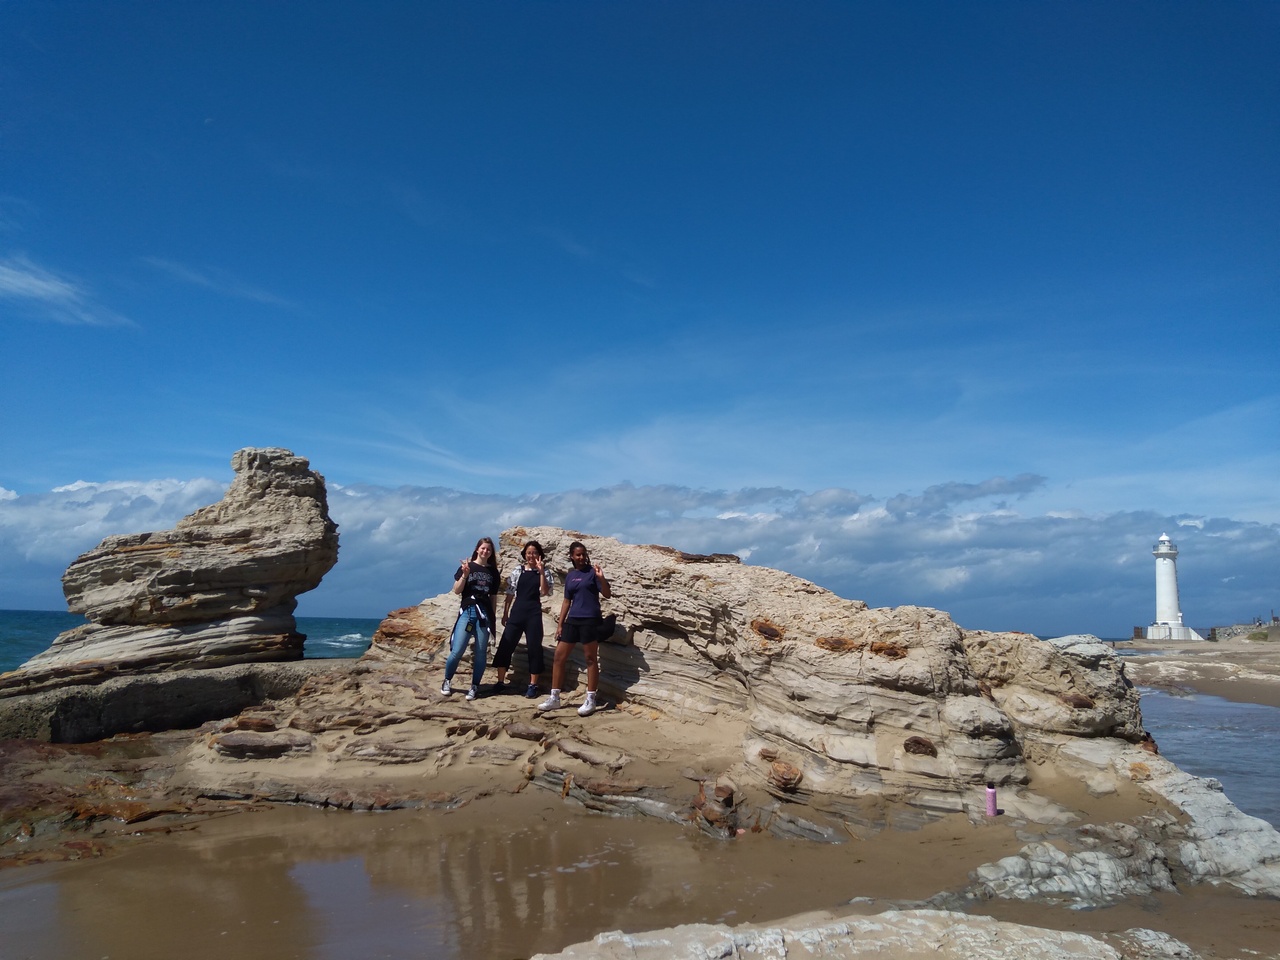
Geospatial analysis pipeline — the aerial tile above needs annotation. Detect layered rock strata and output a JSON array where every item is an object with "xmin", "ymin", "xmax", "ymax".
[
  {"xmin": 0, "ymin": 448, "xmax": 339, "ymax": 698},
  {"xmin": 0, "ymin": 660, "xmax": 340, "ymax": 743}
]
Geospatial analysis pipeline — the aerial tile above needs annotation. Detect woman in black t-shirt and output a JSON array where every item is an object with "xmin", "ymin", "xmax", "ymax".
[{"xmin": 441, "ymin": 536, "xmax": 499, "ymax": 701}]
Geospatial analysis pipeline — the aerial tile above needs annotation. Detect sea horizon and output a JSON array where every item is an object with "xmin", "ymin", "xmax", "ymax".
[{"xmin": 0, "ymin": 608, "xmax": 378, "ymax": 671}]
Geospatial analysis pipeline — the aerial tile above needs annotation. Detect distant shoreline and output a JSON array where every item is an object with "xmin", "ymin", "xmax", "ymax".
[{"xmin": 1116, "ymin": 636, "xmax": 1280, "ymax": 710}]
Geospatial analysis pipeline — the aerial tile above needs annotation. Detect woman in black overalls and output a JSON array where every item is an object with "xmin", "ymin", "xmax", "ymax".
[{"xmin": 490, "ymin": 540, "xmax": 553, "ymax": 697}]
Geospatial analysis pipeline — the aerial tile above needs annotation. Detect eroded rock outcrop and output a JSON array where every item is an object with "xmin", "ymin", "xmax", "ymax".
[
  {"xmin": 962, "ymin": 633, "xmax": 1144, "ymax": 747},
  {"xmin": 944, "ymin": 738, "xmax": 1280, "ymax": 905},
  {"xmin": 182, "ymin": 530, "xmax": 1127, "ymax": 821},
  {"xmin": 0, "ymin": 448, "xmax": 339, "ymax": 698},
  {"xmin": 964, "ymin": 821, "xmax": 1176, "ymax": 906},
  {"xmin": 530, "ymin": 909, "xmax": 1202, "ymax": 960},
  {"xmin": 392, "ymin": 527, "xmax": 1143, "ymax": 822}
]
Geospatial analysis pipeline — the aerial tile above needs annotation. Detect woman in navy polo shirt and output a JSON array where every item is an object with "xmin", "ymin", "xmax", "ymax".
[{"xmin": 538, "ymin": 540, "xmax": 610, "ymax": 716}]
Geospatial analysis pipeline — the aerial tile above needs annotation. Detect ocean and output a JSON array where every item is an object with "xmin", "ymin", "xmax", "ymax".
[
  {"xmin": 0, "ymin": 608, "xmax": 376, "ymax": 672},
  {"xmin": 0, "ymin": 611, "xmax": 1275, "ymax": 828},
  {"xmin": 1134, "ymin": 686, "xmax": 1280, "ymax": 827}
]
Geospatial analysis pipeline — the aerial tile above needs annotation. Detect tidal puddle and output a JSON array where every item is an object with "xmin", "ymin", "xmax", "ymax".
[{"xmin": 0, "ymin": 794, "xmax": 1012, "ymax": 960}]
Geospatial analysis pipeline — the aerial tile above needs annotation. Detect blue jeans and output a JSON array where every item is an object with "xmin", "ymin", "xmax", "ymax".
[{"xmin": 445, "ymin": 605, "xmax": 490, "ymax": 686}]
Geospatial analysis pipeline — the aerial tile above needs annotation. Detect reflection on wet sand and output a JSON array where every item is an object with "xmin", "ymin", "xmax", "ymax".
[
  {"xmin": 3, "ymin": 795, "xmax": 1009, "ymax": 960},
  {"xmin": 19, "ymin": 825, "xmax": 320, "ymax": 960}
]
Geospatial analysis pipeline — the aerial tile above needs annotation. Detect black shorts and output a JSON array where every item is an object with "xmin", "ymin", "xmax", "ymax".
[{"xmin": 560, "ymin": 616, "xmax": 601, "ymax": 645}]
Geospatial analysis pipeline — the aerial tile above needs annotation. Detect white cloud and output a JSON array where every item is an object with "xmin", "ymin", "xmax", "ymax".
[
  {"xmin": 141, "ymin": 257, "xmax": 295, "ymax": 308},
  {"xmin": 921, "ymin": 565, "xmax": 971, "ymax": 592},
  {"xmin": 885, "ymin": 475, "xmax": 1046, "ymax": 518},
  {"xmin": 531, "ymin": 225, "xmax": 657, "ymax": 287},
  {"xmin": 0, "ymin": 254, "xmax": 133, "ymax": 326},
  {"xmin": 50, "ymin": 481, "xmax": 95, "ymax": 494},
  {"xmin": 312, "ymin": 484, "xmax": 1280, "ymax": 636},
  {"xmin": 0, "ymin": 478, "xmax": 226, "ymax": 570},
  {"xmin": 1, "ymin": 475, "xmax": 1275, "ymax": 639},
  {"xmin": 536, "ymin": 225, "xmax": 596, "ymax": 261}
]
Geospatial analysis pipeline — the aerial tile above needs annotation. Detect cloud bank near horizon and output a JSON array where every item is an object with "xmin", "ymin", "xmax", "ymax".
[{"xmin": 1, "ymin": 474, "xmax": 1274, "ymax": 639}]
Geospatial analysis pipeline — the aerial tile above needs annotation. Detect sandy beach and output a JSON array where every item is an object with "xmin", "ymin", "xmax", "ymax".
[{"xmin": 1117, "ymin": 630, "xmax": 1280, "ymax": 709}]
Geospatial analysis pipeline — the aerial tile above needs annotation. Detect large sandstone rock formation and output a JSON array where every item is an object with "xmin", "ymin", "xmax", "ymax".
[
  {"xmin": 0, "ymin": 448, "xmax": 339, "ymax": 699},
  {"xmin": 369, "ymin": 527, "xmax": 1144, "ymax": 823}
]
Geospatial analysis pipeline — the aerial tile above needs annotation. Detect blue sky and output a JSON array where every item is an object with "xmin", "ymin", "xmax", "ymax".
[{"xmin": 1, "ymin": 2, "xmax": 1277, "ymax": 637}]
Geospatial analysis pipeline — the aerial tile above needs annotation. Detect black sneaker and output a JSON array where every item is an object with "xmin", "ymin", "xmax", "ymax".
[{"xmin": 491, "ymin": 679, "xmax": 507, "ymax": 694}]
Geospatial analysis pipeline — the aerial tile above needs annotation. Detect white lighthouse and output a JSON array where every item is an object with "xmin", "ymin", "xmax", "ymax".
[{"xmin": 1146, "ymin": 533, "xmax": 1204, "ymax": 641}]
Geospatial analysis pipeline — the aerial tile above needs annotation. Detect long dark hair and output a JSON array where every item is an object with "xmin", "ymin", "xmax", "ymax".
[
  {"xmin": 522, "ymin": 540, "xmax": 545, "ymax": 563},
  {"xmin": 470, "ymin": 537, "xmax": 499, "ymax": 574}
]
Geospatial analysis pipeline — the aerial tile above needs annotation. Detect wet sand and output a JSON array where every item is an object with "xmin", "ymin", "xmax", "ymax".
[
  {"xmin": 1118, "ymin": 636, "xmax": 1280, "ymax": 709},
  {"xmin": 3, "ymin": 775, "xmax": 1278, "ymax": 960},
  {"xmin": 0, "ymin": 796, "xmax": 1021, "ymax": 960}
]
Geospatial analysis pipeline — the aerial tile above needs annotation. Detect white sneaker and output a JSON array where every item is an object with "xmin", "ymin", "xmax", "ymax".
[
  {"xmin": 537, "ymin": 692, "xmax": 562, "ymax": 712},
  {"xmin": 440, "ymin": 678, "xmax": 452, "ymax": 695},
  {"xmin": 465, "ymin": 685, "xmax": 478, "ymax": 701},
  {"xmin": 577, "ymin": 692, "xmax": 598, "ymax": 717}
]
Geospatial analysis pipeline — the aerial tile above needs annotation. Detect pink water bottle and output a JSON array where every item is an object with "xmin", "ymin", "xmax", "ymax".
[{"xmin": 985, "ymin": 782, "xmax": 998, "ymax": 817}]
